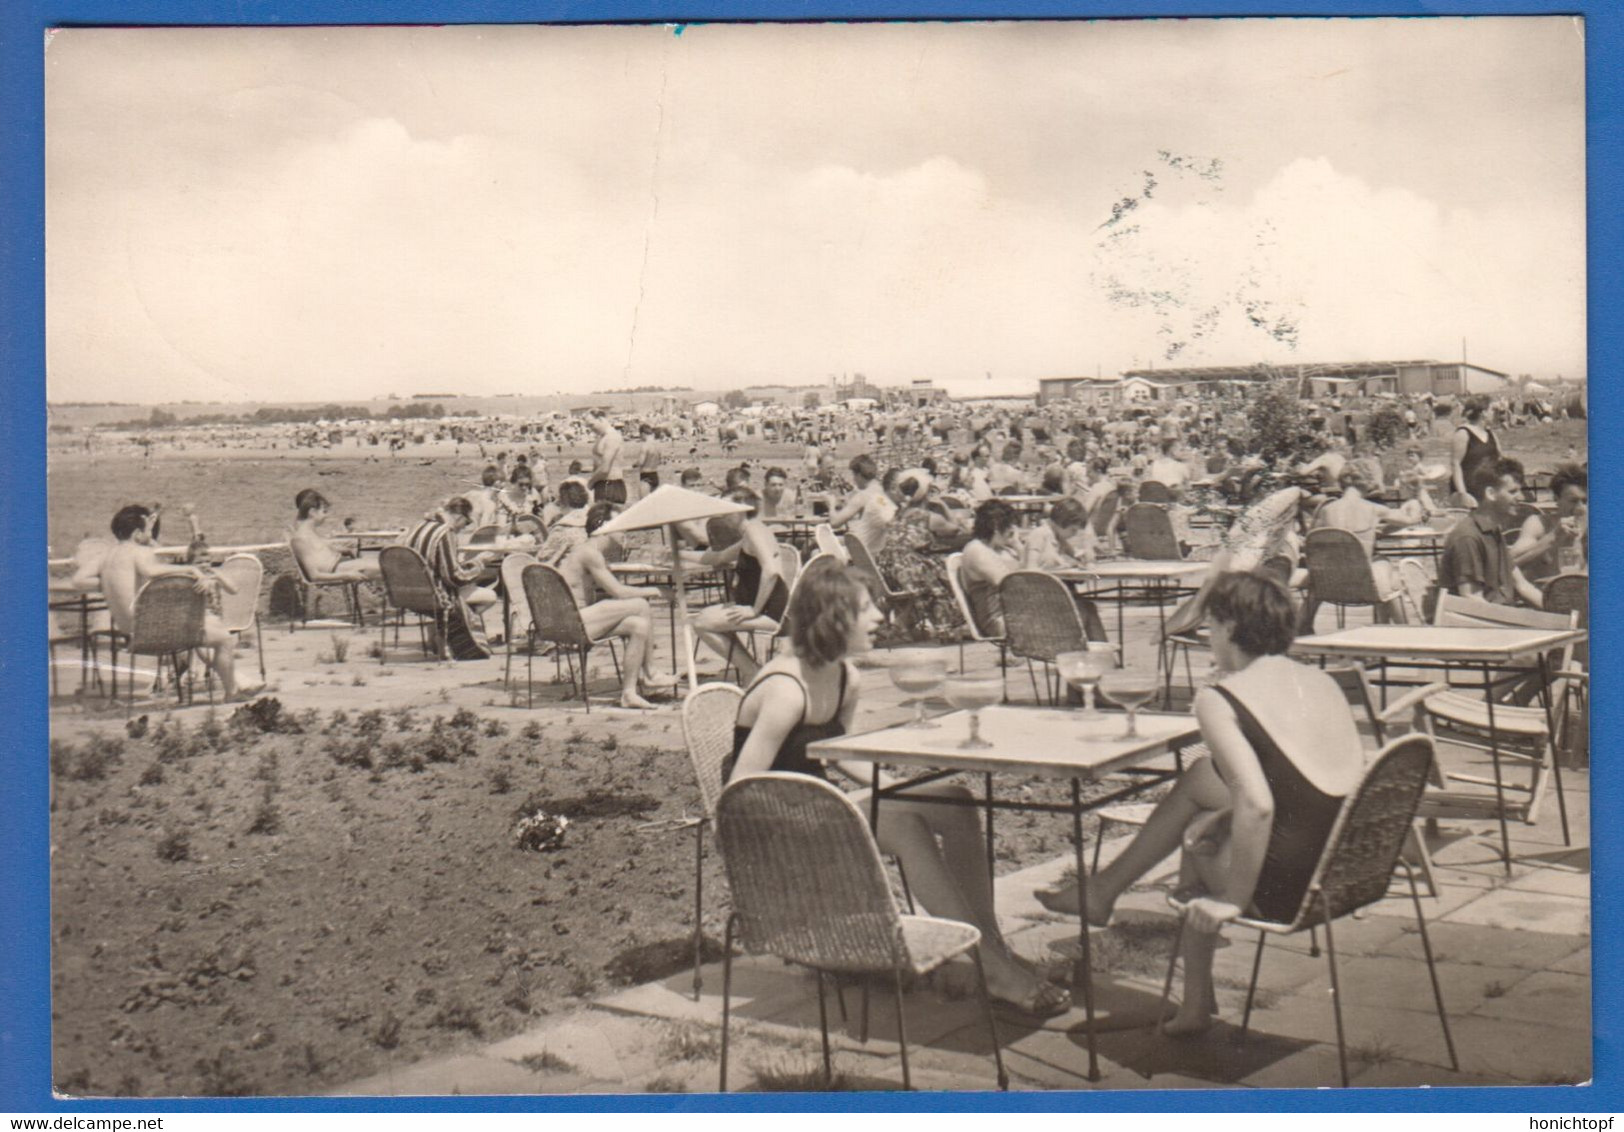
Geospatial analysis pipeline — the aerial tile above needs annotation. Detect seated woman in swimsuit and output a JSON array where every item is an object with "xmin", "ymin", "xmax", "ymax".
[
  {"xmin": 289, "ymin": 489, "xmax": 381, "ymax": 582},
  {"xmin": 1038, "ymin": 571, "xmax": 1364, "ymax": 1035},
  {"xmin": 692, "ymin": 488, "xmax": 789, "ymax": 681},
  {"xmin": 728, "ymin": 558, "xmax": 1071, "ymax": 1019}
]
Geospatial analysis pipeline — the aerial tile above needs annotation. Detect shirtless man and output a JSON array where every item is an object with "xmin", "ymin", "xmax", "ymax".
[
  {"xmin": 289, "ymin": 489, "xmax": 381, "ymax": 582},
  {"xmin": 588, "ymin": 412, "xmax": 628, "ymax": 505},
  {"xmin": 557, "ymin": 502, "xmax": 678, "ymax": 709},
  {"xmin": 100, "ymin": 504, "xmax": 248, "ymax": 700}
]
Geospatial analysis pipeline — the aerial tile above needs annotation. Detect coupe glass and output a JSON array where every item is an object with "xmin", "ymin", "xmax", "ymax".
[
  {"xmin": 1055, "ymin": 642, "xmax": 1116, "ymax": 718},
  {"xmin": 1098, "ymin": 669, "xmax": 1161, "ymax": 738},
  {"xmin": 889, "ymin": 654, "xmax": 948, "ymax": 729},
  {"xmin": 943, "ymin": 673, "xmax": 1003, "ymax": 750}
]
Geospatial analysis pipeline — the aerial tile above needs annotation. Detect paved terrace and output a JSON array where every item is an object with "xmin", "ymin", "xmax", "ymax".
[{"xmin": 49, "ymin": 585, "xmax": 1591, "ymax": 1094}]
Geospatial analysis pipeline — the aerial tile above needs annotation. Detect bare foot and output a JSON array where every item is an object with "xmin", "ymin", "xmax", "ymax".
[
  {"xmin": 1034, "ymin": 883, "xmax": 1114, "ymax": 927},
  {"xmin": 618, "ymin": 692, "xmax": 658, "ymax": 710}
]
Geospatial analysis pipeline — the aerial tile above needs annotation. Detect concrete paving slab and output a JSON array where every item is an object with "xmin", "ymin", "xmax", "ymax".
[
  {"xmin": 1348, "ymin": 1058, "xmax": 1517, "ymax": 1090},
  {"xmin": 1240, "ymin": 995, "xmax": 1460, "ymax": 1071},
  {"xmin": 331, "ymin": 1052, "xmax": 588, "ymax": 1096},
  {"xmin": 1376, "ymin": 921, "xmax": 1585, "ymax": 970},
  {"xmin": 1444, "ymin": 1014, "xmax": 1592, "ymax": 1084},
  {"xmin": 1312, "ymin": 954, "xmax": 1508, "ymax": 1018},
  {"xmin": 483, "ymin": 1013, "xmax": 636, "ymax": 1083},
  {"xmin": 1444, "ymin": 889, "xmax": 1590, "ymax": 936},
  {"xmin": 1549, "ymin": 945, "xmax": 1590, "ymax": 976},
  {"xmin": 1468, "ymin": 970, "xmax": 1589, "ymax": 1032},
  {"xmin": 1505, "ymin": 864, "xmax": 1592, "ymax": 900}
]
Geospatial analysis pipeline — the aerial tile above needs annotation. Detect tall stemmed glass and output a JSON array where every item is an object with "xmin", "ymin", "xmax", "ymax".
[
  {"xmin": 1055, "ymin": 642, "xmax": 1117, "ymax": 718},
  {"xmin": 889, "ymin": 654, "xmax": 948, "ymax": 730},
  {"xmin": 943, "ymin": 673, "xmax": 1003, "ymax": 750},
  {"xmin": 1098, "ymin": 668, "xmax": 1160, "ymax": 739}
]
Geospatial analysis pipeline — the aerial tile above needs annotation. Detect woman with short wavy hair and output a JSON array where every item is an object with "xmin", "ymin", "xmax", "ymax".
[{"xmin": 1039, "ymin": 570, "xmax": 1364, "ymax": 1036}]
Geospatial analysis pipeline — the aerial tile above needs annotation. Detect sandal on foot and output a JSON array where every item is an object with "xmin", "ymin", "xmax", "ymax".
[{"xmin": 992, "ymin": 982, "xmax": 1072, "ymax": 1020}]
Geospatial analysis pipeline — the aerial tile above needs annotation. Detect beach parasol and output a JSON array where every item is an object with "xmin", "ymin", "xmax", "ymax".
[{"xmin": 596, "ymin": 485, "xmax": 751, "ymax": 691}]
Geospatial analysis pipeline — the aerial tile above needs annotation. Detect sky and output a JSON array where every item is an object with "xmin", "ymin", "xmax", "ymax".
[{"xmin": 44, "ymin": 17, "xmax": 1586, "ymax": 404}]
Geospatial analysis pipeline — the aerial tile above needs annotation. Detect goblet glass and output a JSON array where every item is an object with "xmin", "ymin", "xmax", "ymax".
[
  {"xmin": 1055, "ymin": 641, "xmax": 1117, "ymax": 718},
  {"xmin": 889, "ymin": 654, "xmax": 948, "ymax": 730},
  {"xmin": 943, "ymin": 673, "xmax": 1003, "ymax": 750},
  {"xmin": 1098, "ymin": 669, "xmax": 1160, "ymax": 739}
]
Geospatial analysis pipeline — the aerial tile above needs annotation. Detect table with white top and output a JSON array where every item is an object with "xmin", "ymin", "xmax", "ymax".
[
  {"xmin": 811, "ymin": 705, "xmax": 1203, "ymax": 1081},
  {"xmin": 1290, "ymin": 624, "xmax": 1586, "ymax": 869}
]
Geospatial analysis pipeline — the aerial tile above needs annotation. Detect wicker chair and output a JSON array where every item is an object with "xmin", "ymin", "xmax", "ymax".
[
  {"xmin": 680, "ymin": 683, "xmax": 746, "ymax": 1000},
  {"xmin": 520, "ymin": 563, "xmax": 622, "ymax": 712},
  {"xmin": 1414, "ymin": 596, "xmax": 1580, "ymax": 851},
  {"xmin": 815, "ymin": 523, "xmax": 849, "ymax": 562},
  {"xmin": 376, "ymin": 546, "xmax": 449, "ymax": 664},
  {"xmin": 215, "ymin": 553, "xmax": 267, "ymax": 683},
  {"xmin": 1157, "ymin": 734, "xmax": 1456, "ymax": 1088},
  {"xmin": 1120, "ymin": 503, "xmax": 1183, "ymax": 561},
  {"xmin": 714, "ymin": 773, "xmax": 1008, "ymax": 1092},
  {"xmin": 1301, "ymin": 528, "xmax": 1403, "ymax": 632},
  {"xmin": 467, "ymin": 525, "xmax": 503, "ymax": 546},
  {"xmin": 1137, "ymin": 480, "xmax": 1174, "ymax": 504},
  {"xmin": 288, "ymin": 542, "xmax": 364, "ymax": 630},
  {"xmin": 99, "ymin": 576, "xmax": 210, "ymax": 709},
  {"xmin": 511, "ymin": 514, "xmax": 545, "ymax": 538},
  {"xmin": 844, "ymin": 530, "xmax": 916, "ymax": 625},
  {"xmin": 498, "ymin": 551, "xmax": 539, "ymax": 691},
  {"xmin": 944, "ymin": 552, "xmax": 1007, "ymax": 676},
  {"xmin": 1542, "ymin": 572, "xmax": 1588, "ymax": 666},
  {"xmin": 1089, "ymin": 492, "xmax": 1122, "ymax": 552},
  {"xmin": 1000, "ymin": 571, "xmax": 1088, "ymax": 704}
]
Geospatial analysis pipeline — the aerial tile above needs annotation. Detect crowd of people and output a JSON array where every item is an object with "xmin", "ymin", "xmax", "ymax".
[{"xmin": 63, "ymin": 377, "xmax": 1586, "ymax": 1041}]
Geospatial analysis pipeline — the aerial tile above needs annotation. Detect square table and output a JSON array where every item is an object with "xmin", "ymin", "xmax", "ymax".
[
  {"xmin": 1290, "ymin": 624, "xmax": 1586, "ymax": 870},
  {"xmin": 810, "ymin": 705, "xmax": 1202, "ymax": 1081},
  {"xmin": 1375, "ymin": 524, "xmax": 1446, "ymax": 566}
]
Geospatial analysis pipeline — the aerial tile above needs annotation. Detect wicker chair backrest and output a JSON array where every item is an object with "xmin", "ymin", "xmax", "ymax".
[
  {"xmin": 682, "ymin": 683, "xmax": 744, "ymax": 816},
  {"xmin": 1541, "ymin": 573, "xmax": 1588, "ymax": 627},
  {"xmin": 130, "ymin": 576, "xmax": 207, "ymax": 656},
  {"xmin": 499, "ymin": 552, "xmax": 539, "ymax": 638},
  {"xmin": 1089, "ymin": 492, "xmax": 1120, "ymax": 540},
  {"xmin": 715, "ymin": 773, "xmax": 904, "ymax": 972},
  {"xmin": 1138, "ymin": 480, "xmax": 1174, "ymax": 504},
  {"xmin": 512, "ymin": 514, "xmax": 545, "ymax": 537},
  {"xmin": 522, "ymin": 563, "xmax": 591, "ymax": 649},
  {"xmin": 1287, "ymin": 734, "xmax": 1435, "ymax": 929},
  {"xmin": 468, "ymin": 525, "xmax": 502, "ymax": 545},
  {"xmin": 1000, "ymin": 571, "xmax": 1085, "ymax": 662},
  {"xmin": 1121, "ymin": 503, "xmax": 1181, "ymax": 560},
  {"xmin": 779, "ymin": 544, "xmax": 802, "ymax": 588},
  {"xmin": 814, "ymin": 524, "xmax": 846, "ymax": 561},
  {"xmin": 378, "ymin": 546, "xmax": 442, "ymax": 616},
  {"xmin": 1304, "ymin": 528, "xmax": 1382, "ymax": 605},
  {"xmin": 214, "ymin": 554, "xmax": 264, "ymax": 634}
]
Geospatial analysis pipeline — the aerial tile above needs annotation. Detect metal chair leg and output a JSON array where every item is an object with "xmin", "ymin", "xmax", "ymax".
[
  {"xmin": 692, "ymin": 819, "xmax": 706, "ymax": 1001},
  {"xmin": 719, "ymin": 915, "xmax": 736, "ymax": 1092},
  {"xmin": 1320, "ymin": 894, "xmax": 1350, "ymax": 1088},
  {"xmin": 580, "ymin": 646, "xmax": 592, "ymax": 713},
  {"xmin": 891, "ymin": 965, "xmax": 911, "ymax": 1090},
  {"xmin": 969, "ymin": 949, "xmax": 1009, "ymax": 1090},
  {"xmin": 1241, "ymin": 930, "xmax": 1267, "ymax": 1035},
  {"xmin": 816, "ymin": 972, "xmax": 833, "ymax": 1085},
  {"xmin": 1402, "ymin": 861, "xmax": 1459, "ymax": 1071}
]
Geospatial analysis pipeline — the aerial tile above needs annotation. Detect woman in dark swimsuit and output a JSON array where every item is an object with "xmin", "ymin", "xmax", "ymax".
[
  {"xmin": 1451, "ymin": 395, "xmax": 1501, "ymax": 505},
  {"xmin": 692, "ymin": 489, "xmax": 791, "ymax": 681},
  {"xmin": 728, "ymin": 558, "xmax": 1072, "ymax": 1019},
  {"xmin": 1037, "ymin": 570, "xmax": 1364, "ymax": 1035}
]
